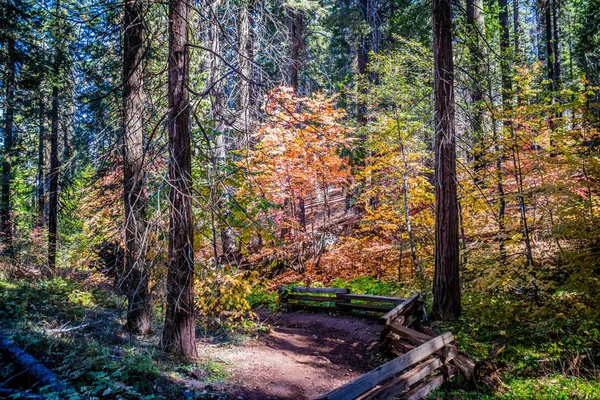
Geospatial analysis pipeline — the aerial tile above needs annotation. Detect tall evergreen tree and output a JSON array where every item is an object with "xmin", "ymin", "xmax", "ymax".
[
  {"xmin": 432, "ymin": 0, "xmax": 460, "ymax": 320},
  {"xmin": 161, "ymin": 0, "xmax": 197, "ymax": 359},
  {"xmin": 122, "ymin": 0, "xmax": 151, "ymax": 334}
]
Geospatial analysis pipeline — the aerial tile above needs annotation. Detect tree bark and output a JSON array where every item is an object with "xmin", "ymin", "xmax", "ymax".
[
  {"xmin": 1, "ymin": 38, "xmax": 16, "ymax": 255},
  {"xmin": 289, "ymin": 8, "xmax": 303, "ymax": 94},
  {"xmin": 48, "ymin": 0, "xmax": 62, "ymax": 273},
  {"xmin": 544, "ymin": 0, "xmax": 555, "ymax": 90},
  {"xmin": 37, "ymin": 96, "xmax": 46, "ymax": 228},
  {"xmin": 356, "ymin": 0, "xmax": 369, "ymax": 124},
  {"xmin": 237, "ymin": 0, "xmax": 254, "ymax": 146},
  {"xmin": 161, "ymin": 0, "xmax": 197, "ymax": 359},
  {"xmin": 551, "ymin": 0, "xmax": 560, "ymax": 87},
  {"xmin": 466, "ymin": 0, "xmax": 486, "ymax": 183},
  {"xmin": 432, "ymin": 0, "xmax": 460, "ymax": 320},
  {"xmin": 122, "ymin": 0, "xmax": 151, "ymax": 335},
  {"xmin": 500, "ymin": 0, "xmax": 534, "ymax": 267}
]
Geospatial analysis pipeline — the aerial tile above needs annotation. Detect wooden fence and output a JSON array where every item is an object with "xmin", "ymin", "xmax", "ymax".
[
  {"xmin": 278, "ymin": 286, "xmax": 479, "ymax": 400},
  {"xmin": 278, "ymin": 286, "xmax": 412, "ymax": 319}
]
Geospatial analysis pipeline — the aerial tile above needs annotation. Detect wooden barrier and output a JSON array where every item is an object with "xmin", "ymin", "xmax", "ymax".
[
  {"xmin": 278, "ymin": 286, "xmax": 480, "ymax": 399},
  {"xmin": 315, "ymin": 332, "xmax": 454, "ymax": 400},
  {"xmin": 278, "ymin": 286, "xmax": 407, "ymax": 318}
]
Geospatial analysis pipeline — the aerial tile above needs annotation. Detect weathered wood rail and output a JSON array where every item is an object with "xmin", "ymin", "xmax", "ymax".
[
  {"xmin": 278, "ymin": 286, "xmax": 480, "ymax": 400},
  {"xmin": 279, "ymin": 286, "xmax": 409, "ymax": 319}
]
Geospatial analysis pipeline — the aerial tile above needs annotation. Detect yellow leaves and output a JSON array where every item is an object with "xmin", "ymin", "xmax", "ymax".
[{"xmin": 194, "ymin": 267, "xmax": 259, "ymax": 330}]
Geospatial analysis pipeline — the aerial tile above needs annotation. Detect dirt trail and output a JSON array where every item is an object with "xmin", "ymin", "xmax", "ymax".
[{"xmin": 196, "ymin": 312, "xmax": 383, "ymax": 400}]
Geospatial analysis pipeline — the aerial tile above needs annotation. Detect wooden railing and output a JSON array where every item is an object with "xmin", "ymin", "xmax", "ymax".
[
  {"xmin": 278, "ymin": 286, "xmax": 480, "ymax": 400},
  {"xmin": 316, "ymin": 332, "xmax": 456, "ymax": 400},
  {"xmin": 278, "ymin": 286, "xmax": 411, "ymax": 319}
]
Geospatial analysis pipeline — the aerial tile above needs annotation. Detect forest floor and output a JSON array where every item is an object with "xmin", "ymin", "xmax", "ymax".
[
  {"xmin": 195, "ymin": 312, "xmax": 382, "ymax": 399},
  {"xmin": 0, "ymin": 276, "xmax": 386, "ymax": 399},
  {"xmin": 1, "ymin": 275, "xmax": 599, "ymax": 399}
]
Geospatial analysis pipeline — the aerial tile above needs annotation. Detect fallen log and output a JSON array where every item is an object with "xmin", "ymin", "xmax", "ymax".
[
  {"xmin": 0, "ymin": 333, "xmax": 66, "ymax": 393},
  {"xmin": 0, "ymin": 387, "xmax": 45, "ymax": 400}
]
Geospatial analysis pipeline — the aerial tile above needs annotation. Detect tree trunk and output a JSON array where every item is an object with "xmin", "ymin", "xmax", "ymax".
[
  {"xmin": 237, "ymin": 0, "xmax": 254, "ymax": 146},
  {"xmin": 356, "ymin": 0, "xmax": 369, "ymax": 124},
  {"xmin": 432, "ymin": 0, "xmax": 460, "ymax": 321},
  {"xmin": 544, "ymin": 0, "xmax": 555, "ymax": 90},
  {"xmin": 37, "ymin": 96, "xmax": 46, "ymax": 228},
  {"xmin": 48, "ymin": 0, "xmax": 62, "ymax": 273},
  {"xmin": 122, "ymin": 0, "xmax": 151, "ymax": 335},
  {"xmin": 513, "ymin": 0, "xmax": 520, "ymax": 57},
  {"xmin": 551, "ymin": 0, "xmax": 560, "ymax": 87},
  {"xmin": 1, "ymin": 38, "xmax": 16, "ymax": 255},
  {"xmin": 500, "ymin": 0, "xmax": 534, "ymax": 267},
  {"xmin": 289, "ymin": 8, "xmax": 303, "ymax": 94},
  {"xmin": 466, "ymin": 0, "xmax": 486, "ymax": 184},
  {"xmin": 161, "ymin": 0, "xmax": 197, "ymax": 359}
]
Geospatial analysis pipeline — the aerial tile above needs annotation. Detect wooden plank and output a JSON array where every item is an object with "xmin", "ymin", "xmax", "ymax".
[
  {"xmin": 388, "ymin": 325, "xmax": 459, "ymax": 362},
  {"xmin": 289, "ymin": 286, "xmax": 349, "ymax": 294},
  {"xmin": 315, "ymin": 332, "xmax": 454, "ymax": 400},
  {"xmin": 388, "ymin": 323, "xmax": 434, "ymax": 345},
  {"xmin": 338, "ymin": 303, "xmax": 394, "ymax": 312},
  {"xmin": 336, "ymin": 293, "xmax": 406, "ymax": 304},
  {"xmin": 287, "ymin": 294, "xmax": 337, "ymax": 302},
  {"xmin": 401, "ymin": 373, "xmax": 445, "ymax": 400},
  {"xmin": 285, "ymin": 303, "xmax": 336, "ymax": 312},
  {"xmin": 380, "ymin": 293, "xmax": 419, "ymax": 325},
  {"xmin": 362, "ymin": 356, "xmax": 448, "ymax": 400},
  {"xmin": 385, "ymin": 336, "xmax": 416, "ymax": 354}
]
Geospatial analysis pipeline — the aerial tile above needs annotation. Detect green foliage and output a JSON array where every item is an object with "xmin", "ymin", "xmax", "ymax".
[
  {"xmin": 0, "ymin": 277, "xmax": 120, "ymax": 322},
  {"xmin": 247, "ymin": 284, "xmax": 279, "ymax": 311}
]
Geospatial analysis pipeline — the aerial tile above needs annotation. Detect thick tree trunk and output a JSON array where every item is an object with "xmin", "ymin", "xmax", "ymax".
[
  {"xmin": 48, "ymin": 0, "xmax": 62, "ymax": 272},
  {"xmin": 432, "ymin": 0, "xmax": 460, "ymax": 320},
  {"xmin": 161, "ymin": 0, "xmax": 197, "ymax": 359},
  {"xmin": 1, "ymin": 39, "xmax": 16, "ymax": 255},
  {"xmin": 122, "ymin": 0, "xmax": 151, "ymax": 335},
  {"xmin": 37, "ymin": 96, "xmax": 46, "ymax": 228}
]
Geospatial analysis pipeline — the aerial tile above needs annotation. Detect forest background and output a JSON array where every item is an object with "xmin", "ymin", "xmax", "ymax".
[{"xmin": 0, "ymin": 0, "xmax": 600, "ymax": 398}]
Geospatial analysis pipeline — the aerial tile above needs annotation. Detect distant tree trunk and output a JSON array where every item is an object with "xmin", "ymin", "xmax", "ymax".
[
  {"xmin": 37, "ymin": 96, "xmax": 46, "ymax": 227},
  {"xmin": 356, "ymin": 0, "xmax": 369, "ymax": 124},
  {"xmin": 122, "ymin": 0, "xmax": 151, "ymax": 335},
  {"xmin": 500, "ymin": 0, "xmax": 534, "ymax": 267},
  {"xmin": 1, "ymin": 39, "xmax": 16, "ymax": 255},
  {"xmin": 466, "ymin": 0, "xmax": 486, "ymax": 183},
  {"xmin": 289, "ymin": 8, "xmax": 303, "ymax": 94},
  {"xmin": 544, "ymin": 0, "xmax": 555, "ymax": 90},
  {"xmin": 237, "ymin": 0, "xmax": 254, "ymax": 146},
  {"xmin": 399, "ymin": 140, "xmax": 420, "ymax": 281},
  {"xmin": 551, "ymin": 0, "xmax": 560, "ymax": 87},
  {"xmin": 48, "ymin": 0, "xmax": 62, "ymax": 273},
  {"xmin": 513, "ymin": 0, "xmax": 520, "ymax": 58},
  {"xmin": 209, "ymin": 0, "xmax": 236, "ymax": 261},
  {"xmin": 432, "ymin": 0, "xmax": 460, "ymax": 321},
  {"xmin": 161, "ymin": 0, "xmax": 197, "ymax": 359}
]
